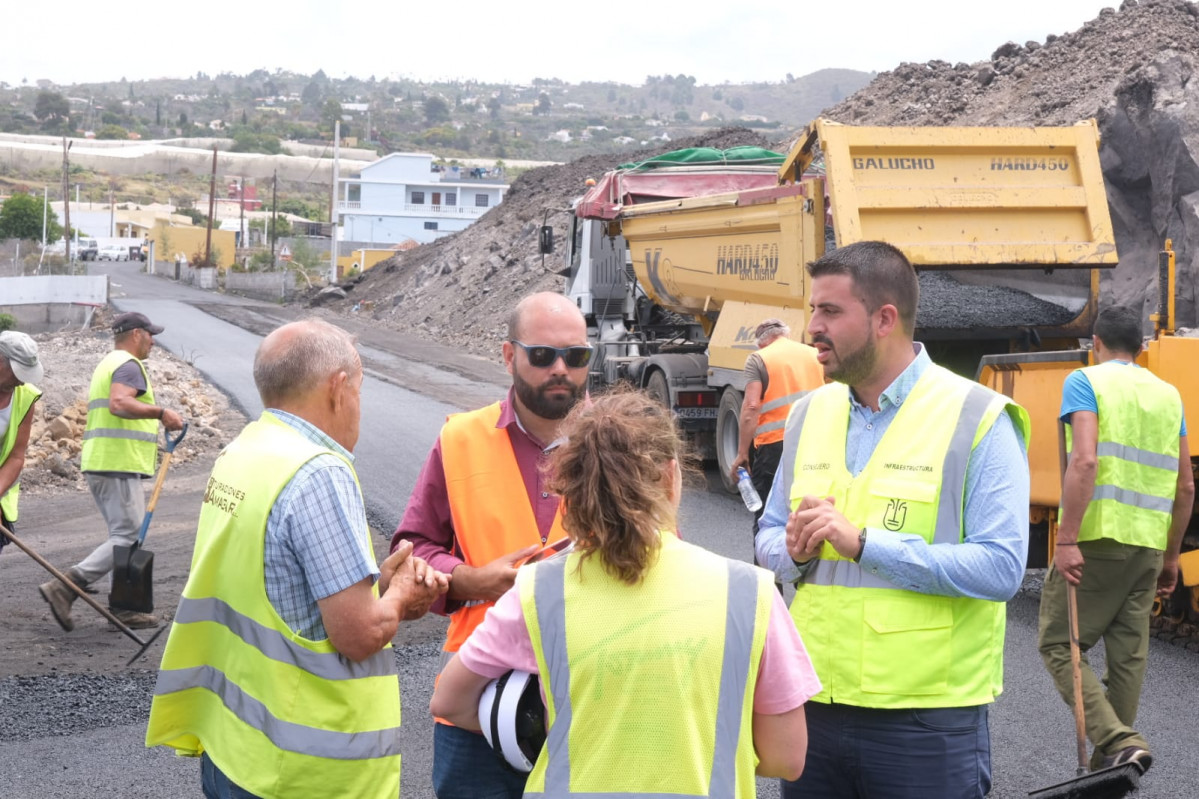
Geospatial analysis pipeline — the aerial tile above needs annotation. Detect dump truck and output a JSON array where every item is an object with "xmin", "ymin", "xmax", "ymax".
[
  {"xmin": 554, "ymin": 118, "xmax": 1199, "ymax": 623},
  {"xmin": 554, "ymin": 119, "xmax": 1117, "ymax": 488}
]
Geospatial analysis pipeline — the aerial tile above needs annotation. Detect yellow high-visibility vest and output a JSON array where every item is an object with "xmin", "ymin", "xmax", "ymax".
[
  {"xmin": 788, "ymin": 365, "xmax": 1029, "ymax": 709},
  {"xmin": 145, "ymin": 413, "xmax": 401, "ymax": 799},
  {"xmin": 80, "ymin": 350, "xmax": 158, "ymax": 475},
  {"xmin": 1, "ymin": 383, "xmax": 41, "ymax": 521},
  {"xmin": 1066, "ymin": 362, "xmax": 1182, "ymax": 549},
  {"xmin": 521, "ymin": 533, "xmax": 773, "ymax": 797}
]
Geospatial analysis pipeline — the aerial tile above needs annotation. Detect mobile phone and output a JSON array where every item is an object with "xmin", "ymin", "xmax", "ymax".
[{"xmin": 522, "ymin": 537, "xmax": 573, "ymax": 566}]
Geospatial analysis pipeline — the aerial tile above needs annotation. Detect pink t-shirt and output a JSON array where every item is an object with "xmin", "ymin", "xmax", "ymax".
[{"xmin": 457, "ymin": 565, "xmax": 822, "ymax": 716}]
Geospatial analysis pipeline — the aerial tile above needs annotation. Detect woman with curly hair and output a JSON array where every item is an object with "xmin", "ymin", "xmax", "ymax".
[{"xmin": 432, "ymin": 389, "xmax": 820, "ymax": 796}]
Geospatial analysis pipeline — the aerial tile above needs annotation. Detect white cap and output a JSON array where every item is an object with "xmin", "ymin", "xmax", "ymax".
[{"xmin": 0, "ymin": 331, "xmax": 43, "ymax": 385}]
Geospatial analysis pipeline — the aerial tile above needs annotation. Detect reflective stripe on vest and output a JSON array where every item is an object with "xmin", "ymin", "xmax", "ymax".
[
  {"xmin": 80, "ymin": 350, "xmax": 158, "ymax": 475},
  {"xmin": 146, "ymin": 414, "xmax": 400, "ymax": 799},
  {"xmin": 439, "ymin": 402, "xmax": 567, "ymax": 654},
  {"xmin": 1065, "ymin": 362, "xmax": 1181, "ymax": 549},
  {"xmin": 753, "ymin": 338, "xmax": 823, "ymax": 447},
  {"xmin": 524, "ymin": 541, "xmax": 765, "ymax": 798},
  {"xmin": 0, "ymin": 383, "xmax": 41, "ymax": 521},
  {"xmin": 788, "ymin": 365, "xmax": 1029, "ymax": 709}
]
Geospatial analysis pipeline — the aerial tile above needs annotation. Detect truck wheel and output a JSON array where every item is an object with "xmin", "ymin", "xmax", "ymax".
[
  {"xmin": 715, "ymin": 388, "xmax": 743, "ymax": 494},
  {"xmin": 645, "ymin": 370, "xmax": 669, "ymax": 407}
]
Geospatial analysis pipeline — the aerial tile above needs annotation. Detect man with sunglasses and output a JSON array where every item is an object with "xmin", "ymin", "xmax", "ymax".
[{"xmin": 392, "ymin": 291, "xmax": 591, "ymax": 799}]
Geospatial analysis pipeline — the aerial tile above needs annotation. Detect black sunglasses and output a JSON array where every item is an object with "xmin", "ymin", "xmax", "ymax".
[{"xmin": 511, "ymin": 341, "xmax": 593, "ymax": 369}]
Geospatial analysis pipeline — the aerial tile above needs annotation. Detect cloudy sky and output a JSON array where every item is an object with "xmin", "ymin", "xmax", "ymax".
[{"xmin": 4, "ymin": 0, "xmax": 1120, "ymax": 87}]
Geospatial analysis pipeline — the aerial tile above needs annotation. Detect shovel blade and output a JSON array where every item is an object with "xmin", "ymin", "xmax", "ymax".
[{"xmin": 109, "ymin": 544, "xmax": 154, "ymax": 613}]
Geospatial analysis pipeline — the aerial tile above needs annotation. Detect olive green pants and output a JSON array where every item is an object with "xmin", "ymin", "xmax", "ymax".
[{"xmin": 1037, "ymin": 539, "xmax": 1161, "ymax": 768}]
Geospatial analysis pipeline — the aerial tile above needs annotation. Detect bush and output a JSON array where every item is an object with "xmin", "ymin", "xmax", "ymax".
[{"xmin": 0, "ymin": 313, "xmax": 15, "ymax": 332}]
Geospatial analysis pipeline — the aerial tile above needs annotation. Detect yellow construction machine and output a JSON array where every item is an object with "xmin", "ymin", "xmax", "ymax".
[{"xmin": 552, "ymin": 116, "xmax": 1199, "ymax": 622}]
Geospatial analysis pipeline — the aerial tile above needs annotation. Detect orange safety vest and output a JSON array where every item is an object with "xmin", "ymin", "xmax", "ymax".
[
  {"xmin": 753, "ymin": 337, "xmax": 823, "ymax": 447},
  {"xmin": 440, "ymin": 402, "xmax": 567, "ymax": 655}
]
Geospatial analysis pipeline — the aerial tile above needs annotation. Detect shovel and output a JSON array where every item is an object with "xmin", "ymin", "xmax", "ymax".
[
  {"xmin": 110, "ymin": 423, "xmax": 188, "ymax": 614},
  {"xmin": 0, "ymin": 522, "xmax": 166, "ymax": 666}
]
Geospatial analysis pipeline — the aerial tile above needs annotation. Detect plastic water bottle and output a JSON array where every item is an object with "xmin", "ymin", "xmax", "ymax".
[{"xmin": 736, "ymin": 467, "xmax": 763, "ymax": 512}]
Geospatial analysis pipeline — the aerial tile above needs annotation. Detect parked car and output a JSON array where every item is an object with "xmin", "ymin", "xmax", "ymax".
[
  {"xmin": 98, "ymin": 244, "xmax": 127, "ymax": 261},
  {"xmin": 76, "ymin": 238, "xmax": 99, "ymax": 261}
]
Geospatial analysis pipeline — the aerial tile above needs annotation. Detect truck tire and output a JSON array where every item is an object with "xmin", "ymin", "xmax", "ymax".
[
  {"xmin": 645, "ymin": 369, "xmax": 669, "ymax": 407},
  {"xmin": 715, "ymin": 388, "xmax": 743, "ymax": 494}
]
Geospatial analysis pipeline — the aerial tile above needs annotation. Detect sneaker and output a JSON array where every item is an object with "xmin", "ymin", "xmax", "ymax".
[
  {"xmin": 38, "ymin": 579, "xmax": 76, "ymax": 632},
  {"xmin": 1102, "ymin": 745, "xmax": 1153, "ymax": 775},
  {"xmin": 108, "ymin": 609, "xmax": 160, "ymax": 630}
]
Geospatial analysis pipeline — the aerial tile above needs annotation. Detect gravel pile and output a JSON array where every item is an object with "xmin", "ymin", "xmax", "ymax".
[{"xmin": 917, "ymin": 272, "xmax": 1078, "ymax": 330}]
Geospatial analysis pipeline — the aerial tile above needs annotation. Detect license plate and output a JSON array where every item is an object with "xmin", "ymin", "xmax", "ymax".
[{"xmin": 674, "ymin": 407, "xmax": 717, "ymax": 419}]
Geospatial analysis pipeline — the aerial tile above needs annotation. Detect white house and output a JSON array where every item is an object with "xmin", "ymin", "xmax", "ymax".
[{"xmin": 336, "ymin": 152, "xmax": 508, "ymax": 247}]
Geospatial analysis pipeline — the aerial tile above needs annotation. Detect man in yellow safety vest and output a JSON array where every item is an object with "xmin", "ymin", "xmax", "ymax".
[{"xmin": 1038, "ymin": 305, "xmax": 1194, "ymax": 776}]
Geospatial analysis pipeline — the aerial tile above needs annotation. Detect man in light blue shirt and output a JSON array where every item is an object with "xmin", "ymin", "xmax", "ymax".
[{"xmin": 756, "ymin": 241, "xmax": 1030, "ymax": 799}]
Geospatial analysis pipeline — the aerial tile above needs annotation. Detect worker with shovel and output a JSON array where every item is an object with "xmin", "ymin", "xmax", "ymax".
[
  {"xmin": 0, "ymin": 331, "xmax": 44, "ymax": 551},
  {"xmin": 38, "ymin": 311, "xmax": 184, "ymax": 631},
  {"xmin": 1038, "ymin": 305, "xmax": 1194, "ymax": 778}
]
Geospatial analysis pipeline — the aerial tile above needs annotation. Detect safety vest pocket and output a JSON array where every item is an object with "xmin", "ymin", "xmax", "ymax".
[
  {"xmin": 866, "ymin": 479, "xmax": 938, "ymax": 536},
  {"xmin": 861, "ymin": 596, "xmax": 952, "ymax": 696}
]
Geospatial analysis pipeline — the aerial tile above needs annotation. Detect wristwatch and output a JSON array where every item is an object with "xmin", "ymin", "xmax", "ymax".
[{"xmin": 852, "ymin": 528, "xmax": 867, "ymax": 563}]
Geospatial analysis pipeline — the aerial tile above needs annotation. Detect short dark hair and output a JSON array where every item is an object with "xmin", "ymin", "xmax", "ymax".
[
  {"xmin": 806, "ymin": 241, "xmax": 918, "ymax": 334},
  {"xmin": 1093, "ymin": 305, "xmax": 1142, "ymax": 356}
]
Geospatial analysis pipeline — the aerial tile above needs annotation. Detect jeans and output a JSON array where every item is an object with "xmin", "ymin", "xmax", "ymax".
[
  {"xmin": 201, "ymin": 752, "xmax": 262, "ymax": 799},
  {"xmin": 782, "ymin": 701, "xmax": 991, "ymax": 799},
  {"xmin": 433, "ymin": 722, "xmax": 527, "ymax": 799}
]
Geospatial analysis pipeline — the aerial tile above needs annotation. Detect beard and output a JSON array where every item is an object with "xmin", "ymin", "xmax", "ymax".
[
  {"xmin": 513, "ymin": 370, "xmax": 584, "ymax": 420},
  {"xmin": 815, "ymin": 334, "xmax": 878, "ymax": 386}
]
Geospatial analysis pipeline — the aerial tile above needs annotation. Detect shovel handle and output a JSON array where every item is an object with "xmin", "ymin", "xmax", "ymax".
[
  {"xmin": 0, "ymin": 522, "xmax": 154, "ymax": 652},
  {"xmin": 136, "ymin": 422, "xmax": 188, "ymax": 546},
  {"xmin": 1067, "ymin": 582, "xmax": 1088, "ymax": 775}
]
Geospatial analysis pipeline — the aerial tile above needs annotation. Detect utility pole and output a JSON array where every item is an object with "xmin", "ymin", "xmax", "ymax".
[
  {"xmin": 61, "ymin": 137, "xmax": 72, "ymax": 263},
  {"xmin": 205, "ymin": 146, "xmax": 217, "ymax": 268},
  {"xmin": 270, "ymin": 169, "xmax": 277, "ymax": 269},
  {"xmin": 109, "ymin": 182, "xmax": 116, "ymax": 237},
  {"xmin": 238, "ymin": 176, "xmax": 246, "ymax": 254},
  {"xmin": 330, "ymin": 120, "xmax": 340, "ymax": 284},
  {"xmin": 41, "ymin": 186, "xmax": 48, "ymax": 248}
]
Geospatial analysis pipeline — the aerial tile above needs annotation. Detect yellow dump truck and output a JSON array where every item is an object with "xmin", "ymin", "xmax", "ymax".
[
  {"xmin": 559, "ymin": 119, "xmax": 1116, "ymax": 481},
  {"xmin": 556, "ymin": 117, "xmax": 1199, "ymax": 620}
]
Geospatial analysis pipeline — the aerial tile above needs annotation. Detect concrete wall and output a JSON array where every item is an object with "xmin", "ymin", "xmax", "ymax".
[
  {"xmin": 225, "ymin": 270, "xmax": 292, "ymax": 301},
  {"xmin": 0, "ymin": 274, "xmax": 108, "ymax": 333}
]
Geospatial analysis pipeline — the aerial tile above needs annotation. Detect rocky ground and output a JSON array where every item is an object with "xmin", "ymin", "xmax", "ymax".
[
  {"xmin": 307, "ymin": 0, "xmax": 1199, "ymax": 351},
  {"xmin": 16, "ymin": 311, "xmax": 241, "ymax": 500}
]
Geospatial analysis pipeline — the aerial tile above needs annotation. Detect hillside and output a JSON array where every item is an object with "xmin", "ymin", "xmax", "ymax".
[{"xmin": 317, "ymin": 0, "xmax": 1199, "ymax": 352}]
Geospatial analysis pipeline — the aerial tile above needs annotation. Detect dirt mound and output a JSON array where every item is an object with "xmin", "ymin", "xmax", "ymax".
[
  {"xmin": 15, "ymin": 327, "xmax": 242, "ymax": 497},
  {"xmin": 823, "ymin": 0, "xmax": 1199, "ymax": 326},
  {"xmin": 307, "ymin": 128, "xmax": 775, "ymax": 359}
]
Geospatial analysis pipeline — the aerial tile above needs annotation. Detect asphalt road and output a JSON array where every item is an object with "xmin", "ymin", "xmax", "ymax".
[{"xmin": 3, "ymin": 261, "xmax": 1199, "ymax": 798}]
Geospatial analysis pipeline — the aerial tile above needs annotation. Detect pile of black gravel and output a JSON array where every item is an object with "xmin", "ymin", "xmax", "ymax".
[
  {"xmin": 0, "ymin": 671, "xmax": 160, "ymax": 742},
  {"xmin": 916, "ymin": 270, "xmax": 1076, "ymax": 331}
]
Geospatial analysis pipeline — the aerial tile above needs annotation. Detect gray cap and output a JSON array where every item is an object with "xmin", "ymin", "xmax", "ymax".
[{"xmin": 0, "ymin": 331, "xmax": 44, "ymax": 385}]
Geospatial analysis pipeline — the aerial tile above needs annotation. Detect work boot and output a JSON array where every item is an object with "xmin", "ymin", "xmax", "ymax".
[
  {"xmin": 64, "ymin": 567, "xmax": 98, "ymax": 595},
  {"xmin": 38, "ymin": 578, "xmax": 78, "ymax": 632},
  {"xmin": 108, "ymin": 609, "xmax": 160, "ymax": 631}
]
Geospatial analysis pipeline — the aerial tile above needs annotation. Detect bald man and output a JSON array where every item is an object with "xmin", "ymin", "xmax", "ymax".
[
  {"xmin": 147, "ymin": 319, "xmax": 448, "ymax": 799},
  {"xmin": 393, "ymin": 292, "xmax": 592, "ymax": 799}
]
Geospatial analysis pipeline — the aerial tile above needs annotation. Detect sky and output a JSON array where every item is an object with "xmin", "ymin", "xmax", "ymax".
[{"xmin": 3, "ymin": 0, "xmax": 1122, "ymax": 88}]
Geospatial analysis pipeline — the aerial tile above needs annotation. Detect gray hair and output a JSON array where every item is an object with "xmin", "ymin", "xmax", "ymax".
[
  {"xmin": 755, "ymin": 319, "xmax": 790, "ymax": 348},
  {"xmin": 253, "ymin": 319, "xmax": 360, "ymax": 407}
]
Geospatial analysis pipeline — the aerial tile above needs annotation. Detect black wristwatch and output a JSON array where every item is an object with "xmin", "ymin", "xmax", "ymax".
[{"xmin": 852, "ymin": 528, "xmax": 867, "ymax": 563}]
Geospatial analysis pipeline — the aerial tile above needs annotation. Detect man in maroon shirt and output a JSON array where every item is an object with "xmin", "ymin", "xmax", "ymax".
[{"xmin": 392, "ymin": 291, "xmax": 590, "ymax": 799}]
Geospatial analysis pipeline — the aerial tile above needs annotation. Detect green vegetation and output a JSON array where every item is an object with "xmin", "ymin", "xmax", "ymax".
[{"xmin": 0, "ymin": 192, "xmax": 61, "ymax": 241}]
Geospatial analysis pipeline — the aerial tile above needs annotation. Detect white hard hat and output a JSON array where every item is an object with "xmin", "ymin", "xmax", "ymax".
[{"xmin": 478, "ymin": 669, "xmax": 547, "ymax": 772}]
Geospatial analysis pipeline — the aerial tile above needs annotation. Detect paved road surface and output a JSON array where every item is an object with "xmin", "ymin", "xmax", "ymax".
[{"xmin": 3, "ymin": 262, "xmax": 1198, "ymax": 797}]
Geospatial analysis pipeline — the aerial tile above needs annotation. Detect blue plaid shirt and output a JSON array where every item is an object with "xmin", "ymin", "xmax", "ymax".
[
  {"xmin": 262, "ymin": 410, "xmax": 378, "ymax": 640},
  {"xmin": 755, "ymin": 344, "xmax": 1030, "ymax": 600}
]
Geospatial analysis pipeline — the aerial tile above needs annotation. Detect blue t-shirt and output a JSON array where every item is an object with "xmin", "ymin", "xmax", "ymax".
[{"xmin": 1060, "ymin": 362, "xmax": 1187, "ymax": 436}]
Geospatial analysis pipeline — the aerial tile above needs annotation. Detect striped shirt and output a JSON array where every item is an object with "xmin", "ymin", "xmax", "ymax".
[{"xmin": 262, "ymin": 410, "xmax": 378, "ymax": 640}]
